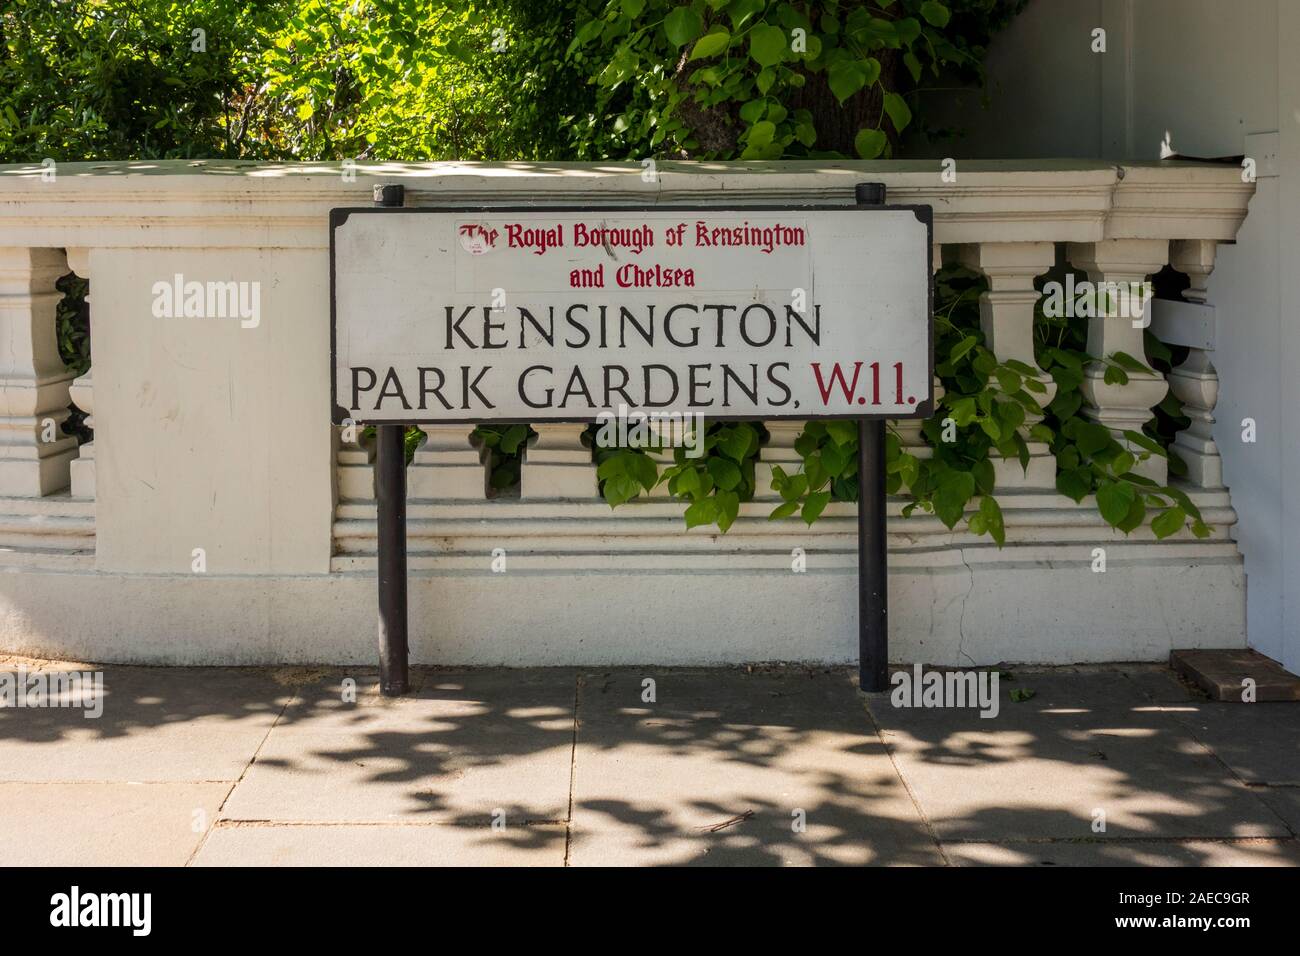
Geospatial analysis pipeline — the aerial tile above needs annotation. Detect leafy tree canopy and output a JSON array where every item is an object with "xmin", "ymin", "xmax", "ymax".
[{"xmin": 0, "ymin": 0, "xmax": 1025, "ymax": 163}]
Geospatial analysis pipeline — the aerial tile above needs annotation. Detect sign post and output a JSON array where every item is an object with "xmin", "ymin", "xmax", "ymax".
[
  {"xmin": 332, "ymin": 186, "xmax": 932, "ymax": 695},
  {"xmin": 372, "ymin": 183, "xmax": 409, "ymax": 697},
  {"xmin": 855, "ymin": 182, "xmax": 889, "ymax": 693}
]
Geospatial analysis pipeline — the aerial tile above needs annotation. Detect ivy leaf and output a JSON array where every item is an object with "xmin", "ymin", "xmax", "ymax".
[
  {"xmin": 801, "ymin": 490, "xmax": 832, "ymax": 526},
  {"xmin": 596, "ymin": 455, "xmax": 627, "ymax": 481},
  {"xmin": 825, "ymin": 420, "xmax": 857, "ymax": 447},
  {"xmin": 707, "ymin": 456, "xmax": 742, "ymax": 491},
  {"xmin": 719, "ymin": 424, "xmax": 755, "ymax": 461},
  {"xmin": 664, "ymin": 6, "xmax": 704, "ymax": 47},
  {"xmin": 1123, "ymin": 430, "xmax": 1168, "ymax": 458},
  {"xmin": 748, "ymin": 119, "xmax": 776, "ymax": 146},
  {"xmin": 748, "ymin": 23, "xmax": 787, "ymax": 67},
  {"xmin": 629, "ymin": 451, "xmax": 659, "ymax": 491},
  {"xmin": 1151, "ymin": 506, "xmax": 1186, "ymax": 539},
  {"xmin": 1118, "ymin": 496, "xmax": 1146, "ymax": 534},
  {"xmin": 1074, "ymin": 422, "xmax": 1113, "ymax": 459},
  {"xmin": 566, "ymin": 19, "xmax": 606, "ymax": 55},
  {"xmin": 828, "ymin": 60, "xmax": 867, "ymax": 102},
  {"xmin": 689, "ymin": 29, "xmax": 730, "ymax": 61},
  {"xmin": 1111, "ymin": 350, "xmax": 1150, "ymax": 374},
  {"xmin": 673, "ymin": 465, "xmax": 702, "ymax": 498},
  {"xmin": 882, "ymin": 92, "xmax": 912, "ymax": 132},
  {"xmin": 1056, "ymin": 468, "xmax": 1092, "ymax": 502},
  {"xmin": 919, "ymin": 1, "xmax": 951, "ymax": 27},
  {"xmin": 739, "ymin": 98, "xmax": 766, "ymax": 123},
  {"xmin": 715, "ymin": 490, "xmax": 741, "ymax": 531},
  {"xmin": 949, "ymin": 335, "xmax": 978, "ymax": 363},
  {"xmin": 728, "ymin": 0, "xmax": 765, "ymax": 29},
  {"xmin": 604, "ymin": 474, "xmax": 641, "ymax": 507},
  {"xmin": 854, "ymin": 127, "xmax": 886, "ymax": 159},
  {"xmin": 896, "ymin": 17, "xmax": 922, "ymax": 45},
  {"xmin": 1096, "ymin": 480, "xmax": 1134, "ymax": 527},
  {"xmin": 979, "ymin": 495, "xmax": 1005, "ymax": 546},
  {"xmin": 933, "ymin": 469, "xmax": 975, "ymax": 528},
  {"xmin": 903, "ymin": 49, "xmax": 922, "ymax": 82},
  {"xmin": 498, "ymin": 423, "xmax": 529, "ymax": 455},
  {"xmin": 684, "ymin": 496, "xmax": 718, "ymax": 529},
  {"xmin": 769, "ymin": 500, "xmax": 799, "ymax": 520}
]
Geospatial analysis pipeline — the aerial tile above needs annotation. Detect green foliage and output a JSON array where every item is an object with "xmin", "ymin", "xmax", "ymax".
[
  {"xmin": 567, "ymin": 0, "xmax": 1027, "ymax": 160},
  {"xmin": 1034, "ymin": 280, "xmax": 1208, "ymax": 540},
  {"xmin": 55, "ymin": 270, "xmax": 92, "ymax": 444},
  {"xmin": 761, "ymin": 264, "xmax": 1208, "ymax": 545},
  {"xmin": 0, "ymin": 0, "xmax": 292, "ymax": 162},
  {"xmin": 55, "ymin": 271, "xmax": 90, "ymax": 376},
  {"xmin": 765, "ymin": 266, "xmax": 1025, "ymax": 545},
  {"xmin": 589, "ymin": 420, "xmax": 766, "ymax": 532},
  {"xmin": 473, "ymin": 423, "xmax": 536, "ymax": 492},
  {"xmin": 1, "ymin": 1, "xmax": 1025, "ymax": 164},
  {"xmin": 27, "ymin": 0, "xmax": 1187, "ymax": 545},
  {"xmin": 261, "ymin": 1, "xmax": 591, "ymax": 161}
]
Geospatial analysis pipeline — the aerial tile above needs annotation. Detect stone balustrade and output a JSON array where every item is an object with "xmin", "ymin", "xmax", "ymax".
[{"xmin": 0, "ymin": 160, "xmax": 1255, "ymax": 667}]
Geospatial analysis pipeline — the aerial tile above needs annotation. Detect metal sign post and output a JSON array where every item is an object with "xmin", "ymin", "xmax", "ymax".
[
  {"xmin": 855, "ymin": 182, "xmax": 890, "ymax": 693},
  {"xmin": 331, "ymin": 186, "xmax": 932, "ymax": 696},
  {"xmin": 373, "ymin": 183, "xmax": 409, "ymax": 697}
]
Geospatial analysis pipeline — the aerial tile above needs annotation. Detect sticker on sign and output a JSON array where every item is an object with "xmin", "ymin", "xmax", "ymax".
[{"xmin": 330, "ymin": 205, "xmax": 933, "ymax": 424}]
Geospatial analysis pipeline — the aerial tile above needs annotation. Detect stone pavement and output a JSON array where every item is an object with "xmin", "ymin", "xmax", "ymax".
[{"xmin": 1, "ymin": 658, "xmax": 1297, "ymax": 866}]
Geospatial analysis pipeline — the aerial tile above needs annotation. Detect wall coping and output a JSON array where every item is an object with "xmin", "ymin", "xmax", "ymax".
[{"xmin": 0, "ymin": 159, "xmax": 1254, "ymax": 249}]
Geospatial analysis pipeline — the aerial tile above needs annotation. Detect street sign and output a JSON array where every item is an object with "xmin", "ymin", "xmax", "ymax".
[
  {"xmin": 331, "ymin": 205, "xmax": 933, "ymax": 425},
  {"xmin": 332, "ymin": 188, "xmax": 933, "ymax": 698}
]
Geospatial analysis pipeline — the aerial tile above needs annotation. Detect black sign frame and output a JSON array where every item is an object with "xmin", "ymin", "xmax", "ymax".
[
  {"xmin": 329, "ymin": 202, "xmax": 934, "ymax": 426},
  {"xmin": 335, "ymin": 183, "xmax": 932, "ymax": 699}
]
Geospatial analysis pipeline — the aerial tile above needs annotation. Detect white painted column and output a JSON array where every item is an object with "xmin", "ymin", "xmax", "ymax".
[
  {"xmin": 64, "ymin": 248, "xmax": 94, "ymax": 498},
  {"xmin": 1166, "ymin": 239, "xmax": 1222, "ymax": 488},
  {"xmin": 521, "ymin": 423, "xmax": 595, "ymax": 498},
  {"xmin": 334, "ymin": 423, "xmax": 374, "ymax": 502},
  {"xmin": 1067, "ymin": 239, "xmax": 1170, "ymax": 482},
  {"xmin": 408, "ymin": 425, "xmax": 486, "ymax": 499},
  {"xmin": 0, "ymin": 247, "xmax": 78, "ymax": 496},
  {"xmin": 67, "ymin": 371, "xmax": 94, "ymax": 498},
  {"xmin": 957, "ymin": 241, "xmax": 1058, "ymax": 489}
]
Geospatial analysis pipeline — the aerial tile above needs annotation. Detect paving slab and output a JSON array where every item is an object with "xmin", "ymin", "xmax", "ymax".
[
  {"xmin": 1252, "ymin": 786, "xmax": 1300, "ymax": 833},
  {"xmin": 193, "ymin": 822, "xmax": 566, "ymax": 866},
  {"xmin": 1171, "ymin": 648, "xmax": 1300, "ymax": 701},
  {"xmin": 0, "ymin": 666, "xmax": 291, "ymax": 782},
  {"xmin": 868, "ymin": 668, "xmax": 1286, "ymax": 842},
  {"xmin": 945, "ymin": 838, "xmax": 1300, "ymax": 867},
  {"xmin": 568, "ymin": 668, "xmax": 942, "ymax": 866},
  {"xmin": 1116, "ymin": 664, "xmax": 1203, "ymax": 703},
  {"xmin": 220, "ymin": 668, "xmax": 577, "ymax": 824},
  {"xmin": 1158, "ymin": 701, "xmax": 1300, "ymax": 785},
  {"xmin": 0, "ymin": 782, "xmax": 228, "ymax": 866}
]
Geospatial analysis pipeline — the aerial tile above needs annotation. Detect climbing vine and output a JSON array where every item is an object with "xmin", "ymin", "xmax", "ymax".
[{"xmin": 575, "ymin": 262, "xmax": 1209, "ymax": 544}]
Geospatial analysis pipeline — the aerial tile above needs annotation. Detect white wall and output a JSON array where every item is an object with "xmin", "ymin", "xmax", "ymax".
[{"xmin": 927, "ymin": 0, "xmax": 1298, "ymax": 673}]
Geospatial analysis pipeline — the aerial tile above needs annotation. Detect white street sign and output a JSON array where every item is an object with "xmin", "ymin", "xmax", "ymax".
[{"xmin": 331, "ymin": 205, "xmax": 932, "ymax": 423}]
